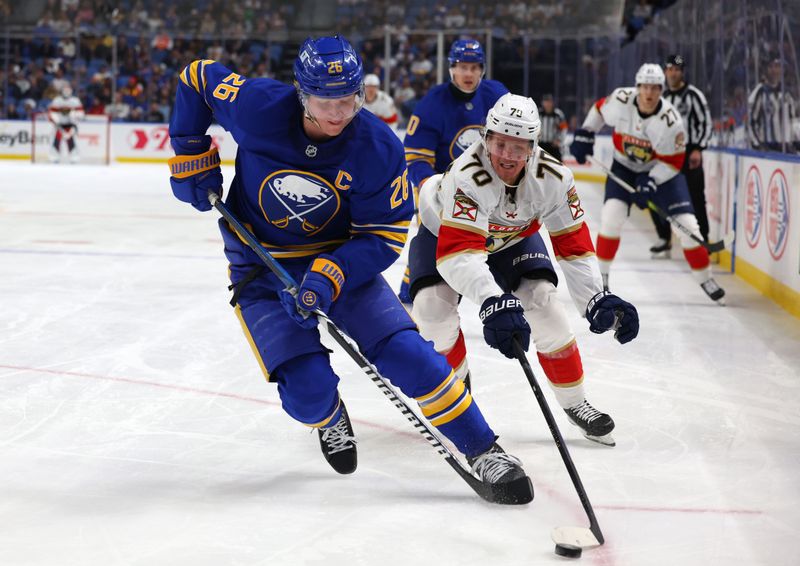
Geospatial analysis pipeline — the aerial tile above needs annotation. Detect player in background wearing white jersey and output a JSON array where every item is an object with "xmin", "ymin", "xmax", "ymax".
[
  {"xmin": 407, "ymin": 94, "xmax": 640, "ymax": 445},
  {"xmin": 570, "ymin": 63, "xmax": 725, "ymax": 305},
  {"xmin": 47, "ymin": 85, "xmax": 84, "ymax": 163},
  {"xmin": 647, "ymin": 54, "xmax": 713, "ymax": 258},
  {"xmin": 362, "ymin": 73, "xmax": 399, "ymax": 129}
]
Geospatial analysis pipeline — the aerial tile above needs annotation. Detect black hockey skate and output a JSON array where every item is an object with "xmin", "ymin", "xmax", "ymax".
[
  {"xmin": 649, "ymin": 238, "xmax": 672, "ymax": 259},
  {"xmin": 318, "ymin": 403, "xmax": 357, "ymax": 474},
  {"xmin": 564, "ymin": 400, "xmax": 616, "ymax": 446},
  {"xmin": 463, "ymin": 371, "xmax": 472, "ymax": 393},
  {"xmin": 467, "ymin": 442, "xmax": 533, "ymax": 504},
  {"xmin": 700, "ymin": 278, "xmax": 726, "ymax": 306}
]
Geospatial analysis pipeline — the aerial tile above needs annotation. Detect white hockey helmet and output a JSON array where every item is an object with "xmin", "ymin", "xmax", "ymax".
[
  {"xmin": 635, "ymin": 63, "xmax": 665, "ymax": 87},
  {"xmin": 484, "ymin": 93, "xmax": 541, "ymax": 142},
  {"xmin": 364, "ymin": 73, "xmax": 380, "ymax": 87}
]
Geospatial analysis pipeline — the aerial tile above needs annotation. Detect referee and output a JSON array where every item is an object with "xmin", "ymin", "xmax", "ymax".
[
  {"xmin": 538, "ymin": 94, "xmax": 568, "ymax": 161},
  {"xmin": 649, "ymin": 54, "xmax": 713, "ymax": 257}
]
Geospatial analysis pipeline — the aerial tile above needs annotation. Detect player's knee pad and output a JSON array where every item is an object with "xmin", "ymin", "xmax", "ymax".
[
  {"xmin": 599, "ymin": 198, "xmax": 629, "ymax": 238},
  {"xmin": 364, "ymin": 329, "xmax": 453, "ymax": 399},
  {"xmin": 411, "ymin": 282, "xmax": 461, "ymax": 351},
  {"xmin": 273, "ymin": 352, "xmax": 340, "ymax": 426},
  {"xmin": 671, "ymin": 213, "xmax": 702, "ymax": 248},
  {"xmin": 516, "ymin": 278, "xmax": 574, "ymax": 353}
]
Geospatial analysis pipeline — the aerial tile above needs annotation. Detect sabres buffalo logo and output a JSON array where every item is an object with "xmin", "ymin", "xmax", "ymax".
[
  {"xmin": 259, "ymin": 170, "xmax": 340, "ymax": 235},
  {"xmin": 450, "ymin": 125, "xmax": 483, "ymax": 159}
]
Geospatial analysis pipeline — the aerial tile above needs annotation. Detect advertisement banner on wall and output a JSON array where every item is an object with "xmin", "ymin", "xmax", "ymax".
[
  {"xmin": 113, "ymin": 123, "xmax": 237, "ymax": 163},
  {"xmin": 0, "ymin": 119, "xmax": 239, "ymax": 163},
  {"xmin": 0, "ymin": 120, "xmax": 35, "ymax": 159},
  {"xmin": 704, "ymin": 149, "xmax": 737, "ymax": 246},
  {"xmin": 736, "ymin": 155, "xmax": 799, "ymax": 295}
]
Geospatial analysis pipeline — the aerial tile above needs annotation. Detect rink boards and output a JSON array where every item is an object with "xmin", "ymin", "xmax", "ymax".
[{"xmin": 1, "ymin": 117, "xmax": 797, "ymax": 318}]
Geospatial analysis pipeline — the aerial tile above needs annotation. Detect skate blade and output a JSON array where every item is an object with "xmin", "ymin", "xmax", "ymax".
[
  {"xmin": 650, "ymin": 252, "xmax": 671, "ymax": 259},
  {"xmin": 582, "ymin": 432, "xmax": 616, "ymax": 446},
  {"xmin": 714, "ymin": 296, "xmax": 726, "ymax": 306}
]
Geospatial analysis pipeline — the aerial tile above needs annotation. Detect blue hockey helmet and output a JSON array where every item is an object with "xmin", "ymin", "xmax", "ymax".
[
  {"xmin": 448, "ymin": 39, "xmax": 485, "ymax": 66},
  {"xmin": 294, "ymin": 35, "xmax": 364, "ymax": 98}
]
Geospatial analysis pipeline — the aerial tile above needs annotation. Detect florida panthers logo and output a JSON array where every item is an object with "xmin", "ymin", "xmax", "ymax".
[
  {"xmin": 259, "ymin": 170, "xmax": 340, "ymax": 235},
  {"xmin": 449, "ymin": 125, "xmax": 483, "ymax": 159},
  {"xmin": 617, "ymin": 133, "xmax": 654, "ymax": 164}
]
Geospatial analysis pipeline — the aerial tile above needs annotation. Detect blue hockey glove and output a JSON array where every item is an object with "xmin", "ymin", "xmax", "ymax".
[
  {"xmin": 279, "ymin": 255, "xmax": 345, "ymax": 329},
  {"xmin": 632, "ymin": 175, "xmax": 657, "ymax": 210},
  {"xmin": 479, "ymin": 294, "xmax": 531, "ymax": 359},
  {"xmin": 569, "ymin": 129, "xmax": 595, "ymax": 164},
  {"xmin": 168, "ymin": 135, "xmax": 223, "ymax": 212},
  {"xmin": 586, "ymin": 291, "xmax": 639, "ymax": 344}
]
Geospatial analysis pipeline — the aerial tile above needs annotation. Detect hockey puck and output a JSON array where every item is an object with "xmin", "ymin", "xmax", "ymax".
[{"xmin": 554, "ymin": 543, "xmax": 582, "ymax": 558}]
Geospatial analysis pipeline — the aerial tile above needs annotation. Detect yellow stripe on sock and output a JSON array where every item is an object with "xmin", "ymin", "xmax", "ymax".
[
  {"xmin": 416, "ymin": 371, "xmax": 457, "ymax": 403},
  {"xmin": 429, "ymin": 393, "xmax": 472, "ymax": 427}
]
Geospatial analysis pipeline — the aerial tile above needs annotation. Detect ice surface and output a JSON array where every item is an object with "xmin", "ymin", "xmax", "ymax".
[{"xmin": 1, "ymin": 162, "xmax": 798, "ymax": 566}]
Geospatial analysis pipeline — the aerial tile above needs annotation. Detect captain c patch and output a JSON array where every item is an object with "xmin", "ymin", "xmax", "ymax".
[{"xmin": 566, "ymin": 186, "xmax": 584, "ymax": 220}]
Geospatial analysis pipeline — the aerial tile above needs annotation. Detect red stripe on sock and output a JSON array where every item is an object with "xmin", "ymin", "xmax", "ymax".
[
  {"xmin": 683, "ymin": 245, "xmax": 710, "ymax": 270},
  {"xmin": 537, "ymin": 341, "xmax": 584, "ymax": 385},
  {"xmin": 596, "ymin": 235, "xmax": 621, "ymax": 262},
  {"xmin": 444, "ymin": 330, "xmax": 467, "ymax": 370}
]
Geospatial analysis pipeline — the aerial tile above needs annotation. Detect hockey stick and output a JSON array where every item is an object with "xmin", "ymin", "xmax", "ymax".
[
  {"xmin": 513, "ymin": 338, "xmax": 604, "ymax": 551},
  {"xmin": 208, "ymin": 192, "xmax": 531, "ymax": 505},
  {"xmin": 587, "ymin": 156, "xmax": 734, "ymax": 253}
]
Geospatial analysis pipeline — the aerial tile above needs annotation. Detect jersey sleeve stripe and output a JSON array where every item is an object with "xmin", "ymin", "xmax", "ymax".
[
  {"xmin": 360, "ymin": 230, "xmax": 407, "ymax": 244},
  {"xmin": 548, "ymin": 222, "xmax": 584, "ymax": 237},
  {"xmin": 594, "ymin": 96, "xmax": 607, "ymax": 116},
  {"xmin": 188, "ymin": 60, "xmax": 202, "ymax": 92},
  {"xmin": 436, "ymin": 224, "xmax": 486, "ymax": 262},
  {"xmin": 404, "ymin": 147, "xmax": 435, "ymax": 156},
  {"xmin": 550, "ymin": 222, "xmax": 596, "ymax": 260},
  {"xmin": 406, "ymin": 156, "xmax": 436, "ymax": 166},
  {"xmin": 179, "ymin": 67, "xmax": 191, "ymax": 88},
  {"xmin": 351, "ymin": 221, "xmax": 411, "ymax": 230},
  {"xmin": 653, "ymin": 151, "xmax": 685, "ymax": 171},
  {"xmin": 440, "ymin": 219, "xmax": 487, "ymax": 237}
]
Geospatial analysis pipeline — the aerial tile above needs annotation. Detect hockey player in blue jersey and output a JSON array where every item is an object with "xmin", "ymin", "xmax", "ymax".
[
  {"xmin": 397, "ymin": 39, "xmax": 507, "ymax": 306},
  {"xmin": 167, "ymin": 35, "xmax": 532, "ymax": 503}
]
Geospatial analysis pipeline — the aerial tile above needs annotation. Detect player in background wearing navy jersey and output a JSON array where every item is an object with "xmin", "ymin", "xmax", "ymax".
[
  {"xmin": 397, "ymin": 39, "xmax": 508, "ymax": 305},
  {"xmin": 166, "ymin": 35, "xmax": 531, "ymax": 499}
]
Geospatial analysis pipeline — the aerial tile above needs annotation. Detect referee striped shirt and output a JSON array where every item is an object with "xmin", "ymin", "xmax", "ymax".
[
  {"xmin": 539, "ymin": 108, "xmax": 567, "ymax": 145},
  {"xmin": 747, "ymin": 82, "xmax": 797, "ymax": 147},
  {"xmin": 663, "ymin": 83, "xmax": 712, "ymax": 150}
]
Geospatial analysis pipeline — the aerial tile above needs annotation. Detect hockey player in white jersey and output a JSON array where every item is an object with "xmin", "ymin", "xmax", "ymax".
[
  {"xmin": 407, "ymin": 94, "xmax": 640, "ymax": 445},
  {"xmin": 362, "ymin": 74, "xmax": 398, "ymax": 129},
  {"xmin": 48, "ymin": 86, "xmax": 85, "ymax": 163},
  {"xmin": 570, "ymin": 63, "xmax": 725, "ymax": 304}
]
